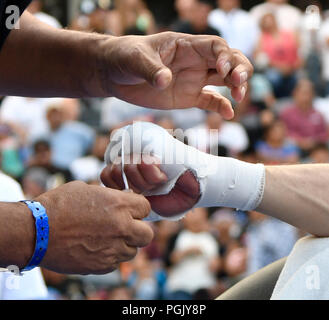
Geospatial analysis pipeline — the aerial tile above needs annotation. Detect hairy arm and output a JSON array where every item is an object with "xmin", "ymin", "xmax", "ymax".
[
  {"xmin": 0, "ymin": 11, "xmax": 109, "ymax": 97},
  {"xmin": 0, "ymin": 202, "xmax": 35, "ymax": 268},
  {"xmin": 0, "ymin": 11, "xmax": 252, "ymax": 114},
  {"xmin": 257, "ymin": 165, "xmax": 329, "ymax": 237}
]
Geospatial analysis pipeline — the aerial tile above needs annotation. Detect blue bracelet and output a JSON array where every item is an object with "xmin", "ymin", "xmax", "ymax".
[{"xmin": 20, "ymin": 201, "xmax": 49, "ymax": 272}]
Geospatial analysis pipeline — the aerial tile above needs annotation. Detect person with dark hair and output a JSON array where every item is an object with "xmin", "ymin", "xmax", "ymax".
[
  {"xmin": 280, "ymin": 78, "xmax": 328, "ymax": 155},
  {"xmin": 309, "ymin": 143, "xmax": 329, "ymax": 163},
  {"xmin": 172, "ymin": 0, "xmax": 220, "ymax": 36},
  {"xmin": 250, "ymin": 0, "xmax": 302, "ymax": 33},
  {"xmin": 208, "ymin": 0, "xmax": 259, "ymax": 58},
  {"xmin": 28, "ymin": 139, "xmax": 73, "ymax": 185}
]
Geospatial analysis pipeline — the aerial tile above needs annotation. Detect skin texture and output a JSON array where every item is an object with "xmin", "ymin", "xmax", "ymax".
[
  {"xmin": 0, "ymin": 13, "xmax": 253, "ymax": 117},
  {"xmin": 0, "ymin": 12, "xmax": 253, "ymax": 273},
  {"xmin": 0, "ymin": 182, "xmax": 154, "ymax": 274},
  {"xmin": 102, "ymin": 160, "xmax": 329, "ymax": 238}
]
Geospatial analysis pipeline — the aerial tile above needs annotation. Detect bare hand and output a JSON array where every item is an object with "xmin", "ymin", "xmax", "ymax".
[
  {"xmin": 100, "ymin": 32, "xmax": 253, "ymax": 119},
  {"xmin": 35, "ymin": 181, "xmax": 153, "ymax": 274}
]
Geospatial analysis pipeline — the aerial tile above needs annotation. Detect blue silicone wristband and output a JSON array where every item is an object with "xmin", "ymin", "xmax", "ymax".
[{"xmin": 20, "ymin": 201, "xmax": 49, "ymax": 272}]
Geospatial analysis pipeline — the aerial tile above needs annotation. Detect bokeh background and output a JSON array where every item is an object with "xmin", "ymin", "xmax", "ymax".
[{"xmin": 1, "ymin": 0, "xmax": 329, "ymax": 300}]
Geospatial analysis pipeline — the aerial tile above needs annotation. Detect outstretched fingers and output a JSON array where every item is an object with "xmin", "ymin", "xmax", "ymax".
[{"xmin": 196, "ymin": 89, "xmax": 234, "ymax": 119}]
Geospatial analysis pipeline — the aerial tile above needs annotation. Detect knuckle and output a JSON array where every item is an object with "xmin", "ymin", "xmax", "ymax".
[
  {"xmin": 130, "ymin": 44, "xmax": 144, "ymax": 60},
  {"xmin": 141, "ymin": 227, "xmax": 154, "ymax": 247},
  {"xmin": 70, "ymin": 180, "xmax": 87, "ymax": 188},
  {"xmin": 140, "ymin": 196, "xmax": 151, "ymax": 215}
]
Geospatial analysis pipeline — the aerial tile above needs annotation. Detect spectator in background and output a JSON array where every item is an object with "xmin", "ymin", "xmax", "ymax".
[
  {"xmin": 255, "ymin": 120, "xmax": 300, "ymax": 165},
  {"xmin": 22, "ymin": 167, "xmax": 50, "ymax": 199},
  {"xmin": 44, "ymin": 100, "xmax": 95, "ymax": 170},
  {"xmin": 27, "ymin": 0, "xmax": 62, "ymax": 29},
  {"xmin": 250, "ymin": 0, "xmax": 302, "ymax": 33},
  {"xmin": 254, "ymin": 13, "xmax": 302, "ymax": 98},
  {"xmin": 70, "ymin": 129, "xmax": 109, "ymax": 184},
  {"xmin": 280, "ymin": 78, "xmax": 328, "ymax": 155},
  {"xmin": 210, "ymin": 208, "xmax": 247, "ymax": 293},
  {"xmin": 107, "ymin": 0, "xmax": 157, "ymax": 36},
  {"xmin": 309, "ymin": 143, "xmax": 329, "ymax": 163},
  {"xmin": 186, "ymin": 111, "xmax": 249, "ymax": 156},
  {"xmin": 27, "ymin": 139, "xmax": 72, "ymax": 187},
  {"xmin": 172, "ymin": 0, "xmax": 219, "ymax": 36},
  {"xmin": 208, "ymin": 0, "xmax": 259, "ymax": 58},
  {"xmin": 0, "ymin": 97, "xmax": 64, "ymax": 145},
  {"xmin": 319, "ymin": 12, "xmax": 329, "ymax": 96},
  {"xmin": 235, "ymin": 75, "xmax": 276, "ymax": 147},
  {"xmin": 106, "ymin": 284, "xmax": 134, "ymax": 300},
  {"xmin": 165, "ymin": 208, "xmax": 220, "ymax": 300},
  {"xmin": 147, "ymin": 220, "xmax": 181, "ymax": 262},
  {"xmin": 0, "ymin": 122, "xmax": 27, "ymax": 179},
  {"xmin": 69, "ymin": 1, "xmax": 110, "ymax": 34},
  {"xmin": 100, "ymin": 97, "xmax": 153, "ymax": 131},
  {"xmin": 127, "ymin": 250, "xmax": 166, "ymax": 300},
  {"xmin": 174, "ymin": 0, "xmax": 197, "ymax": 23},
  {"xmin": 245, "ymin": 211, "xmax": 298, "ymax": 276}
]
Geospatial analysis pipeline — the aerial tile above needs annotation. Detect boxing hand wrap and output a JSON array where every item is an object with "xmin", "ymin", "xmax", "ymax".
[{"xmin": 105, "ymin": 122, "xmax": 265, "ymax": 221}]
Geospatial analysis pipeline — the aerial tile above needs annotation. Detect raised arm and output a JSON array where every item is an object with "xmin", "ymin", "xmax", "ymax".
[{"xmin": 0, "ymin": 12, "xmax": 253, "ymax": 116}]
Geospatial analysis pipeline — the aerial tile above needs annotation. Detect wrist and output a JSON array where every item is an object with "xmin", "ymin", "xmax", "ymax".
[
  {"xmin": 0, "ymin": 202, "xmax": 35, "ymax": 269},
  {"xmin": 20, "ymin": 201, "xmax": 49, "ymax": 272},
  {"xmin": 91, "ymin": 34, "xmax": 119, "ymax": 98},
  {"xmin": 196, "ymin": 156, "xmax": 265, "ymax": 211},
  {"xmin": 105, "ymin": 122, "xmax": 266, "ymax": 216}
]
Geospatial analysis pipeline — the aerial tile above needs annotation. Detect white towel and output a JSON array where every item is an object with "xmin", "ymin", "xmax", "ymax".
[{"xmin": 271, "ymin": 236, "xmax": 329, "ymax": 300}]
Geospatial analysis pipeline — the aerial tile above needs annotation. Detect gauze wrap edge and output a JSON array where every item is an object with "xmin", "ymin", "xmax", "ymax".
[{"xmin": 104, "ymin": 122, "xmax": 265, "ymax": 221}]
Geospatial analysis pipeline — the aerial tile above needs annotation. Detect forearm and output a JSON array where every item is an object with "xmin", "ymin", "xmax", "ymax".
[
  {"xmin": 0, "ymin": 202, "xmax": 35, "ymax": 269},
  {"xmin": 257, "ymin": 164, "xmax": 329, "ymax": 237},
  {"xmin": 0, "ymin": 12, "xmax": 111, "ymax": 98}
]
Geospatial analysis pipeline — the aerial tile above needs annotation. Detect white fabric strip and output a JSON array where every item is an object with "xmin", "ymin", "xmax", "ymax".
[{"xmin": 105, "ymin": 122, "xmax": 265, "ymax": 221}]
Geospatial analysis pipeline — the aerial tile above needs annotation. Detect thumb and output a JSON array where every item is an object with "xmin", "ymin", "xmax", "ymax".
[{"xmin": 133, "ymin": 49, "xmax": 172, "ymax": 90}]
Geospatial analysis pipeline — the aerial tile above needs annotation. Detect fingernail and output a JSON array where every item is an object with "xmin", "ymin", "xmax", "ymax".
[
  {"xmin": 222, "ymin": 62, "xmax": 231, "ymax": 77},
  {"xmin": 240, "ymin": 72, "xmax": 248, "ymax": 85},
  {"xmin": 240, "ymin": 86, "xmax": 246, "ymax": 100}
]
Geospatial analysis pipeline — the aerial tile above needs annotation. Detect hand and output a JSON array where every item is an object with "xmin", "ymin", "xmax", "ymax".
[
  {"xmin": 99, "ymin": 32, "xmax": 253, "ymax": 119},
  {"xmin": 101, "ymin": 155, "xmax": 200, "ymax": 218},
  {"xmin": 35, "ymin": 181, "xmax": 153, "ymax": 275}
]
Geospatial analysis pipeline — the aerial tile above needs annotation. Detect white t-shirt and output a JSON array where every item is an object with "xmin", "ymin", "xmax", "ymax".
[
  {"xmin": 186, "ymin": 123, "xmax": 249, "ymax": 155},
  {"xmin": 208, "ymin": 8, "xmax": 259, "ymax": 58},
  {"xmin": 70, "ymin": 156, "xmax": 105, "ymax": 182},
  {"xmin": 250, "ymin": 3, "xmax": 302, "ymax": 32},
  {"xmin": 0, "ymin": 97, "xmax": 64, "ymax": 144},
  {"xmin": 0, "ymin": 172, "xmax": 48, "ymax": 300},
  {"xmin": 319, "ymin": 19, "xmax": 329, "ymax": 81},
  {"xmin": 166, "ymin": 230, "xmax": 219, "ymax": 294}
]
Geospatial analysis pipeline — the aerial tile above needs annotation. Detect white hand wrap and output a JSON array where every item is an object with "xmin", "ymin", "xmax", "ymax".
[{"xmin": 105, "ymin": 122, "xmax": 265, "ymax": 221}]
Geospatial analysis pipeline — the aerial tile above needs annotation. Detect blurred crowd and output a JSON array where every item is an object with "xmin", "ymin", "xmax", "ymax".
[{"xmin": 1, "ymin": 0, "xmax": 329, "ymax": 300}]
